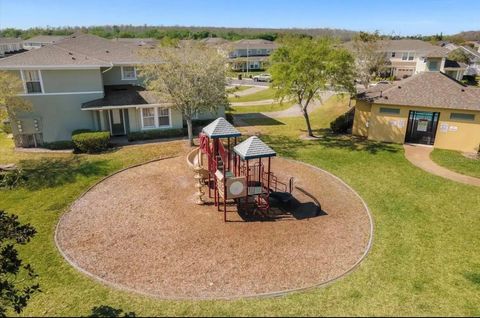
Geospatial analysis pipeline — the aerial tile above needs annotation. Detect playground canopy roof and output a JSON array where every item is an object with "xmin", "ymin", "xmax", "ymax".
[
  {"xmin": 202, "ymin": 117, "xmax": 241, "ymax": 139},
  {"xmin": 234, "ymin": 136, "xmax": 277, "ymax": 160}
]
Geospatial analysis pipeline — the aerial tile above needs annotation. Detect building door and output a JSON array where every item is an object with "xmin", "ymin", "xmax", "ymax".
[
  {"xmin": 109, "ymin": 109, "xmax": 125, "ymax": 136},
  {"xmin": 405, "ymin": 111, "xmax": 440, "ymax": 145}
]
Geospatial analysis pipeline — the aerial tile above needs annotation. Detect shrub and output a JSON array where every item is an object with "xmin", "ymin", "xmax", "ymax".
[
  {"xmin": 127, "ymin": 128, "xmax": 185, "ymax": 142},
  {"xmin": 1, "ymin": 119, "xmax": 12, "ymax": 134},
  {"xmin": 0, "ymin": 169, "xmax": 27, "ymax": 189},
  {"xmin": 225, "ymin": 113, "xmax": 234, "ymax": 124},
  {"xmin": 43, "ymin": 140, "xmax": 74, "ymax": 150},
  {"xmin": 72, "ymin": 131, "xmax": 110, "ymax": 153},
  {"xmin": 330, "ymin": 111, "xmax": 354, "ymax": 134},
  {"xmin": 71, "ymin": 129, "xmax": 92, "ymax": 136}
]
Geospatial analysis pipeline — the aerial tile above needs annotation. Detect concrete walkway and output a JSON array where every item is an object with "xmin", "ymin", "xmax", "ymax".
[
  {"xmin": 234, "ymin": 91, "xmax": 334, "ymax": 120},
  {"xmin": 404, "ymin": 144, "xmax": 480, "ymax": 187},
  {"xmin": 230, "ymin": 98, "xmax": 276, "ymax": 106},
  {"xmin": 228, "ymin": 85, "xmax": 268, "ymax": 99}
]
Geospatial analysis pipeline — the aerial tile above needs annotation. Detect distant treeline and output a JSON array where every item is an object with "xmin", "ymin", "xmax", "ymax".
[
  {"xmin": 0, "ymin": 25, "xmax": 358, "ymax": 41},
  {"xmin": 1, "ymin": 25, "xmax": 478, "ymax": 43}
]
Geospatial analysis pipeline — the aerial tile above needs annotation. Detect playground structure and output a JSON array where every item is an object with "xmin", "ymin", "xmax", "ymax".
[{"xmin": 191, "ymin": 118, "xmax": 294, "ymax": 222}]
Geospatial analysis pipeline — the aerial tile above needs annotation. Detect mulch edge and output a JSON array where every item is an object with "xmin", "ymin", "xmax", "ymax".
[{"xmin": 53, "ymin": 155, "xmax": 374, "ymax": 301}]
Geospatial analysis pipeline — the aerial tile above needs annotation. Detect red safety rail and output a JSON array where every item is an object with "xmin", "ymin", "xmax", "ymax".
[
  {"xmin": 217, "ymin": 141, "xmax": 228, "ymax": 168},
  {"xmin": 199, "ymin": 133, "xmax": 210, "ymax": 154}
]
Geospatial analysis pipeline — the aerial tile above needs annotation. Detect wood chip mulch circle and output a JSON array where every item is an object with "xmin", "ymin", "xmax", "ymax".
[{"xmin": 56, "ymin": 154, "xmax": 373, "ymax": 300}]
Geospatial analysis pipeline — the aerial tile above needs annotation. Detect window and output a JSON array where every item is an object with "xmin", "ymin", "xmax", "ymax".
[
  {"xmin": 379, "ymin": 107, "xmax": 400, "ymax": 115},
  {"xmin": 428, "ymin": 60, "xmax": 440, "ymax": 71},
  {"xmin": 121, "ymin": 66, "xmax": 137, "ymax": 80},
  {"xmin": 408, "ymin": 52, "xmax": 414, "ymax": 61},
  {"xmin": 391, "ymin": 52, "xmax": 396, "ymax": 58},
  {"xmin": 142, "ymin": 108, "xmax": 155, "ymax": 128},
  {"xmin": 450, "ymin": 113, "xmax": 475, "ymax": 121},
  {"xmin": 157, "ymin": 108, "xmax": 170, "ymax": 126},
  {"xmin": 22, "ymin": 70, "xmax": 43, "ymax": 94},
  {"xmin": 141, "ymin": 107, "xmax": 170, "ymax": 129},
  {"xmin": 402, "ymin": 52, "xmax": 409, "ymax": 60}
]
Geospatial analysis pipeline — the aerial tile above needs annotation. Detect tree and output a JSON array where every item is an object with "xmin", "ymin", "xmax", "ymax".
[
  {"xmin": 0, "ymin": 211, "xmax": 39, "ymax": 316},
  {"xmin": 0, "ymin": 71, "xmax": 31, "ymax": 134},
  {"xmin": 138, "ymin": 42, "xmax": 228, "ymax": 146},
  {"xmin": 269, "ymin": 37, "xmax": 356, "ymax": 137},
  {"xmin": 448, "ymin": 48, "xmax": 472, "ymax": 65},
  {"xmin": 351, "ymin": 31, "xmax": 390, "ymax": 89}
]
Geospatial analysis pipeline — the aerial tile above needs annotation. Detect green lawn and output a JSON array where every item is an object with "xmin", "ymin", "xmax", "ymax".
[
  {"xmin": 431, "ymin": 149, "xmax": 480, "ymax": 178},
  {"xmin": 228, "ymin": 101, "xmax": 294, "ymax": 114},
  {"xmin": 228, "ymin": 87, "xmax": 278, "ymax": 103},
  {"xmin": 226, "ymin": 85, "xmax": 251, "ymax": 95},
  {"xmin": 1, "ymin": 96, "xmax": 480, "ymax": 316}
]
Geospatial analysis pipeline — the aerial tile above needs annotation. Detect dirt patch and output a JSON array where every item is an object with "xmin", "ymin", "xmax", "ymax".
[{"xmin": 56, "ymin": 154, "xmax": 372, "ymax": 299}]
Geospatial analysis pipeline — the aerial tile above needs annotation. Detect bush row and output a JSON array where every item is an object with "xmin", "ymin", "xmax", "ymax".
[{"xmin": 127, "ymin": 128, "xmax": 185, "ymax": 142}]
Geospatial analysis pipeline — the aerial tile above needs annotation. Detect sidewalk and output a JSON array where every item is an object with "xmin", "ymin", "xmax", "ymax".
[{"xmin": 404, "ymin": 144, "xmax": 480, "ymax": 187}]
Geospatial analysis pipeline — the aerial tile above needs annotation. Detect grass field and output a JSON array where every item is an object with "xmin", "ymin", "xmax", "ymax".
[
  {"xmin": 228, "ymin": 101, "xmax": 294, "ymax": 114},
  {"xmin": 1, "ymin": 96, "xmax": 480, "ymax": 316},
  {"xmin": 431, "ymin": 149, "xmax": 480, "ymax": 178},
  {"xmin": 226, "ymin": 85, "xmax": 251, "ymax": 94},
  {"xmin": 228, "ymin": 87, "xmax": 278, "ymax": 103}
]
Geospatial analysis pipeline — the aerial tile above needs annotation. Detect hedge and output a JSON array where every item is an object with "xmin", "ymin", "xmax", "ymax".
[
  {"xmin": 72, "ymin": 131, "xmax": 110, "ymax": 153},
  {"xmin": 127, "ymin": 128, "xmax": 185, "ymax": 142},
  {"xmin": 43, "ymin": 140, "xmax": 74, "ymax": 150},
  {"xmin": 71, "ymin": 129, "xmax": 92, "ymax": 136}
]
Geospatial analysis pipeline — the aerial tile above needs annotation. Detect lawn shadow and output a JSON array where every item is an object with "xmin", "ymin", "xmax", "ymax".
[
  {"xmin": 19, "ymin": 157, "xmax": 111, "ymax": 190},
  {"xmin": 234, "ymin": 114, "xmax": 285, "ymax": 127},
  {"xmin": 263, "ymin": 130, "xmax": 399, "ymax": 157},
  {"xmin": 464, "ymin": 272, "xmax": 480, "ymax": 287},
  {"xmin": 89, "ymin": 305, "xmax": 136, "ymax": 317}
]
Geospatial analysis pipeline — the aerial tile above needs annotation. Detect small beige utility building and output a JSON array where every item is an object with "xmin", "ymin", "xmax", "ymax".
[{"xmin": 353, "ymin": 72, "xmax": 480, "ymax": 153}]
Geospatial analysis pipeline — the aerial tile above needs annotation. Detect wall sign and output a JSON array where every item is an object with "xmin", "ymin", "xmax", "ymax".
[
  {"xmin": 417, "ymin": 120, "xmax": 429, "ymax": 132},
  {"xmin": 439, "ymin": 123, "xmax": 449, "ymax": 133},
  {"xmin": 449, "ymin": 126, "xmax": 458, "ymax": 132}
]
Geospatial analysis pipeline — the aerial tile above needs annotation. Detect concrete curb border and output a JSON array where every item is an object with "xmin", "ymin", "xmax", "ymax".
[{"xmin": 54, "ymin": 155, "xmax": 374, "ymax": 301}]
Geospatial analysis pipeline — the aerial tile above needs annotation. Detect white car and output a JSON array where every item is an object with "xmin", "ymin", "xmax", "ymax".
[{"xmin": 253, "ymin": 74, "xmax": 272, "ymax": 82}]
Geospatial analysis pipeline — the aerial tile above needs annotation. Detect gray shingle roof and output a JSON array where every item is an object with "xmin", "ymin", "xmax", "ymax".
[
  {"xmin": 202, "ymin": 117, "xmax": 241, "ymax": 139},
  {"xmin": 357, "ymin": 72, "xmax": 480, "ymax": 111},
  {"xmin": 234, "ymin": 136, "xmax": 276, "ymax": 160}
]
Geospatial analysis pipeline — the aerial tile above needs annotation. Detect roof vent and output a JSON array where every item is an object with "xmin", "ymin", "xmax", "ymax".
[
  {"xmin": 461, "ymin": 88, "xmax": 465, "ymax": 92},
  {"xmin": 384, "ymin": 96, "xmax": 388, "ymax": 100},
  {"xmin": 397, "ymin": 86, "xmax": 402, "ymax": 89},
  {"xmin": 71, "ymin": 57, "xmax": 76, "ymax": 60},
  {"xmin": 105, "ymin": 50, "xmax": 110, "ymax": 53},
  {"xmin": 68, "ymin": 52, "xmax": 73, "ymax": 55}
]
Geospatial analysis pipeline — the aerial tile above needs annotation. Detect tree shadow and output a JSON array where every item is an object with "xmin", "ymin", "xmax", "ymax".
[
  {"xmin": 234, "ymin": 114, "xmax": 285, "ymax": 126},
  {"xmin": 19, "ymin": 157, "xmax": 111, "ymax": 190},
  {"xmin": 89, "ymin": 305, "xmax": 136, "ymax": 317}
]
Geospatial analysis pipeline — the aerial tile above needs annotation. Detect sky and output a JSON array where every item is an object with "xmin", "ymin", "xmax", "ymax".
[{"xmin": 0, "ymin": 0, "xmax": 479, "ymax": 36}]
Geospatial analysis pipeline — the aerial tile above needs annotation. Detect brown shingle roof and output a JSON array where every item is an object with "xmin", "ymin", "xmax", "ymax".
[
  {"xmin": 0, "ymin": 44, "xmax": 110, "ymax": 69},
  {"xmin": 82, "ymin": 85, "xmax": 169, "ymax": 109},
  {"xmin": 56, "ymin": 33, "xmax": 145, "ymax": 64},
  {"xmin": 0, "ymin": 33, "xmax": 156, "ymax": 69},
  {"xmin": 233, "ymin": 39, "xmax": 277, "ymax": 50},
  {"xmin": 24, "ymin": 35, "xmax": 68, "ymax": 44},
  {"xmin": 357, "ymin": 72, "xmax": 480, "ymax": 111}
]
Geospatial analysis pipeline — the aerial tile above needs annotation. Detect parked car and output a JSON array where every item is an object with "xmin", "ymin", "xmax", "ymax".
[
  {"xmin": 253, "ymin": 74, "xmax": 272, "ymax": 82},
  {"xmin": 369, "ymin": 80, "xmax": 391, "ymax": 87}
]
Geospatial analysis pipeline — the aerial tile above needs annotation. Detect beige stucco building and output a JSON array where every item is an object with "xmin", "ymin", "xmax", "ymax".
[{"xmin": 353, "ymin": 72, "xmax": 480, "ymax": 153}]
